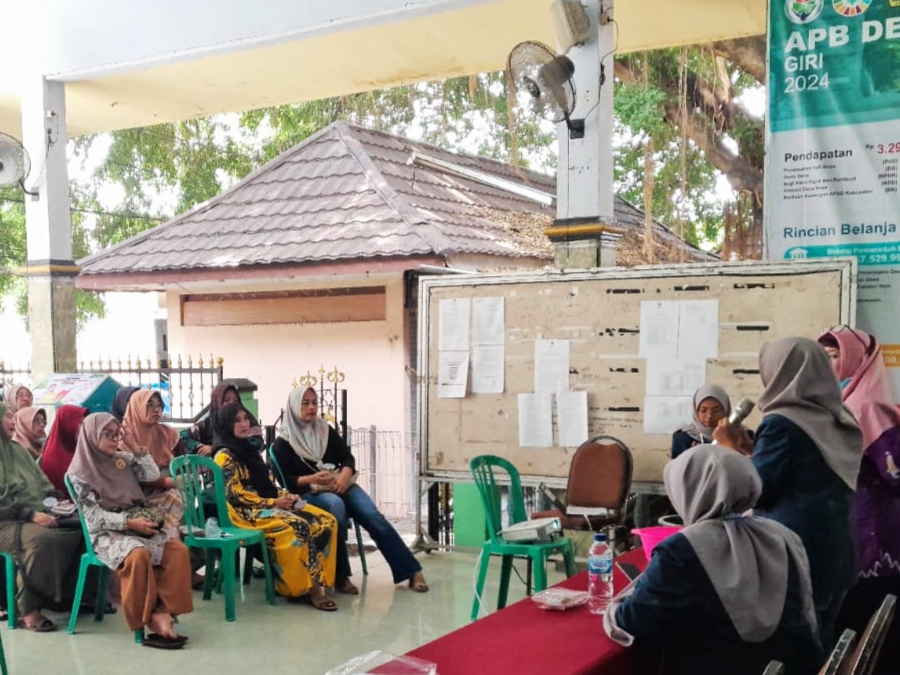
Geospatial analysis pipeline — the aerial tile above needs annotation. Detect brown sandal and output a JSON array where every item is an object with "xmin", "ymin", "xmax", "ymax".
[
  {"xmin": 309, "ymin": 588, "xmax": 338, "ymax": 611},
  {"xmin": 336, "ymin": 578, "xmax": 359, "ymax": 595},
  {"xmin": 408, "ymin": 572, "xmax": 429, "ymax": 593}
]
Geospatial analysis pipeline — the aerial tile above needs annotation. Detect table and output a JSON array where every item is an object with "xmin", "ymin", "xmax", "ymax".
[{"xmin": 406, "ymin": 548, "xmax": 648, "ymax": 675}]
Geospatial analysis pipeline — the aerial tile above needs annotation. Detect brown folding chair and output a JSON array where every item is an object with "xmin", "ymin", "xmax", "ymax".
[
  {"xmin": 531, "ymin": 434, "xmax": 633, "ymax": 531},
  {"xmin": 838, "ymin": 594, "xmax": 897, "ymax": 675},
  {"xmin": 762, "ymin": 661, "xmax": 785, "ymax": 675},
  {"xmin": 819, "ymin": 629, "xmax": 857, "ymax": 675}
]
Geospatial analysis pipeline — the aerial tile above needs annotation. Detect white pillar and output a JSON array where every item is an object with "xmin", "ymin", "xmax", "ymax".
[
  {"xmin": 549, "ymin": 0, "xmax": 618, "ymax": 268},
  {"xmin": 21, "ymin": 76, "xmax": 77, "ymax": 378}
]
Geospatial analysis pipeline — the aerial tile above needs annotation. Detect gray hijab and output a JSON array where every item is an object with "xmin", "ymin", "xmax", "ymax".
[
  {"xmin": 278, "ymin": 387, "xmax": 329, "ymax": 467},
  {"xmin": 67, "ymin": 413, "xmax": 146, "ymax": 511},
  {"xmin": 665, "ymin": 444, "xmax": 817, "ymax": 642},
  {"xmin": 678, "ymin": 385, "xmax": 731, "ymax": 443},
  {"xmin": 758, "ymin": 337, "xmax": 863, "ymax": 489}
]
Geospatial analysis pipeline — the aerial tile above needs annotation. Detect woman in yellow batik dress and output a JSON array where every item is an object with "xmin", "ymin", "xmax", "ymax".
[{"xmin": 213, "ymin": 403, "xmax": 338, "ymax": 611}]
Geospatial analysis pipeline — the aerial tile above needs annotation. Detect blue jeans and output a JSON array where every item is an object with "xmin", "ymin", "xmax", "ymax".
[{"xmin": 305, "ymin": 486, "xmax": 421, "ymax": 584}]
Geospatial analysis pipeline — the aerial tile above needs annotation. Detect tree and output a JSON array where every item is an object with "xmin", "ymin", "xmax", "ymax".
[{"xmin": 614, "ymin": 37, "xmax": 766, "ymax": 258}]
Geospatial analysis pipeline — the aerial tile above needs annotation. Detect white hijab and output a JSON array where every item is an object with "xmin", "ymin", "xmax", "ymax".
[{"xmin": 278, "ymin": 387, "xmax": 329, "ymax": 467}]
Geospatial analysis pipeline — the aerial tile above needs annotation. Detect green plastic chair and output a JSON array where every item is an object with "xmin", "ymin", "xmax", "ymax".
[
  {"xmin": 64, "ymin": 475, "xmax": 144, "ymax": 643},
  {"xmin": 169, "ymin": 455, "xmax": 276, "ymax": 621},
  {"xmin": 268, "ymin": 445, "xmax": 368, "ymax": 575},
  {"xmin": 469, "ymin": 455, "xmax": 576, "ymax": 621},
  {"xmin": 0, "ymin": 552, "xmax": 16, "ymax": 630}
]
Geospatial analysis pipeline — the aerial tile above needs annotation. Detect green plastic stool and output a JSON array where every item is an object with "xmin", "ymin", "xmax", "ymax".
[{"xmin": 65, "ymin": 475, "xmax": 143, "ymax": 643}]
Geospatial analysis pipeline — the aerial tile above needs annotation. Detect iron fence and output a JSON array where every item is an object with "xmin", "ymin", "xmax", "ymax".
[{"xmin": 349, "ymin": 428, "xmax": 417, "ymax": 521}]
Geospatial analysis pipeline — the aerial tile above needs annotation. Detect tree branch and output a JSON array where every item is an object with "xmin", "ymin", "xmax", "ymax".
[{"xmin": 706, "ymin": 36, "xmax": 767, "ymax": 85}]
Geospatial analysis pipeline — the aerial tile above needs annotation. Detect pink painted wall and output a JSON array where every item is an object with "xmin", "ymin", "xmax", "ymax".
[{"xmin": 165, "ymin": 274, "xmax": 411, "ymax": 434}]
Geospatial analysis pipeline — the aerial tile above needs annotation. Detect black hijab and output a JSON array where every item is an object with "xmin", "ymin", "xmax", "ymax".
[
  {"xmin": 213, "ymin": 403, "xmax": 277, "ymax": 498},
  {"xmin": 112, "ymin": 386, "xmax": 140, "ymax": 421}
]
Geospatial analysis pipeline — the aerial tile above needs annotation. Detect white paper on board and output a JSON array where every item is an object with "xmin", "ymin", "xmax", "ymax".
[
  {"xmin": 472, "ymin": 297, "xmax": 505, "ymax": 345},
  {"xmin": 437, "ymin": 351, "xmax": 469, "ymax": 398},
  {"xmin": 471, "ymin": 344, "xmax": 505, "ymax": 394},
  {"xmin": 439, "ymin": 298, "xmax": 471, "ymax": 351},
  {"xmin": 643, "ymin": 395, "xmax": 694, "ymax": 434},
  {"xmin": 557, "ymin": 390, "xmax": 589, "ymax": 448},
  {"xmin": 678, "ymin": 299, "xmax": 719, "ymax": 360},
  {"xmin": 534, "ymin": 339, "xmax": 570, "ymax": 394},
  {"xmin": 639, "ymin": 301, "xmax": 680, "ymax": 360},
  {"xmin": 518, "ymin": 392, "xmax": 553, "ymax": 447},
  {"xmin": 644, "ymin": 359, "xmax": 707, "ymax": 397}
]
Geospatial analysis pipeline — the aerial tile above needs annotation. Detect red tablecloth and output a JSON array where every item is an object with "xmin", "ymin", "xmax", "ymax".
[{"xmin": 406, "ymin": 549, "xmax": 648, "ymax": 675}]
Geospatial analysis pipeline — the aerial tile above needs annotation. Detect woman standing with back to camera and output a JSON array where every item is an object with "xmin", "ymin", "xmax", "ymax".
[{"xmin": 715, "ymin": 336, "xmax": 863, "ymax": 650}]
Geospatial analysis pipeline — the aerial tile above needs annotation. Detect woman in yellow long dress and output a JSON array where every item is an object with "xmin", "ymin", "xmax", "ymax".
[{"xmin": 213, "ymin": 403, "xmax": 338, "ymax": 610}]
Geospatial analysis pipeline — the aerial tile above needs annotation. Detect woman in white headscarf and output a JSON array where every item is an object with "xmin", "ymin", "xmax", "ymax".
[
  {"xmin": 271, "ymin": 386, "xmax": 427, "ymax": 594},
  {"xmin": 715, "ymin": 336, "xmax": 863, "ymax": 649},
  {"xmin": 605, "ymin": 445, "xmax": 823, "ymax": 675}
]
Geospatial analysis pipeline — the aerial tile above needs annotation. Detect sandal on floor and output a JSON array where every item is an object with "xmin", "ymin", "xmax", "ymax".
[
  {"xmin": 17, "ymin": 616, "xmax": 58, "ymax": 632},
  {"xmin": 142, "ymin": 633, "xmax": 187, "ymax": 650},
  {"xmin": 309, "ymin": 590, "xmax": 338, "ymax": 612},
  {"xmin": 336, "ymin": 578, "xmax": 360, "ymax": 595},
  {"xmin": 408, "ymin": 572, "xmax": 429, "ymax": 593}
]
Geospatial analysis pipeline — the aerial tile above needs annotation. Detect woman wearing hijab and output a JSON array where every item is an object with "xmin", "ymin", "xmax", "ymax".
[
  {"xmin": 67, "ymin": 413, "xmax": 192, "ymax": 648},
  {"xmin": 40, "ymin": 405, "xmax": 90, "ymax": 493},
  {"xmin": 272, "ymin": 386, "xmax": 427, "ymax": 595},
  {"xmin": 180, "ymin": 382, "xmax": 255, "ymax": 456},
  {"xmin": 715, "ymin": 336, "xmax": 863, "ymax": 648},
  {"xmin": 818, "ymin": 326, "xmax": 900, "ymax": 673},
  {"xmin": 0, "ymin": 403, "xmax": 83, "ymax": 632},
  {"xmin": 112, "ymin": 386, "xmax": 140, "ymax": 421},
  {"xmin": 605, "ymin": 445, "xmax": 823, "ymax": 675},
  {"xmin": 121, "ymin": 390, "xmax": 187, "ymax": 527},
  {"xmin": 12, "ymin": 407, "xmax": 48, "ymax": 460},
  {"xmin": 4, "ymin": 384, "xmax": 32, "ymax": 415},
  {"xmin": 671, "ymin": 385, "xmax": 732, "ymax": 459},
  {"xmin": 213, "ymin": 402, "xmax": 339, "ymax": 610}
]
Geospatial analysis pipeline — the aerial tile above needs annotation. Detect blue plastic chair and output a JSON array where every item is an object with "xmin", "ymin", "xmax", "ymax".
[
  {"xmin": 469, "ymin": 455, "xmax": 576, "ymax": 621},
  {"xmin": 64, "ymin": 475, "xmax": 144, "ymax": 643},
  {"xmin": 170, "ymin": 455, "xmax": 276, "ymax": 621},
  {"xmin": 268, "ymin": 446, "xmax": 368, "ymax": 575}
]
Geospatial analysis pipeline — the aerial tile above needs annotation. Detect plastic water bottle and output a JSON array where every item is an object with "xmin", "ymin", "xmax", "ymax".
[
  {"xmin": 205, "ymin": 517, "xmax": 221, "ymax": 538},
  {"xmin": 587, "ymin": 532, "xmax": 614, "ymax": 614}
]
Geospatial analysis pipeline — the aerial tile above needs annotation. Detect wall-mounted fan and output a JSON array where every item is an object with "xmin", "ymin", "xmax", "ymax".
[
  {"xmin": 507, "ymin": 41, "xmax": 584, "ymax": 139},
  {"xmin": 0, "ymin": 132, "xmax": 34, "ymax": 192}
]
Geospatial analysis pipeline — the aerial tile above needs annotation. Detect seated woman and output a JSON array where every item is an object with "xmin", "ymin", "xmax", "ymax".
[
  {"xmin": 671, "ymin": 385, "xmax": 732, "ymax": 459},
  {"xmin": 715, "ymin": 336, "xmax": 863, "ymax": 649},
  {"xmin": 0, "ymin": 403, "xmax": 83, "ymax": 632},
  {"xmin": 180, "ymin": 382, "xmax": 254, "ymax": 457},
  {"xmin": 122, "ymin": 390, "xmax": 187, "ymax": 527},
  {"xmin": 67, "ymin": 413, "xmax": 192, "ymax": 648},
  {"xmin": 819, "ymin": 326, "xmax": 900, "ymax": 673},
  {"xmin": 40, "ymin": 405, "xmax": 89, "ymax": 493},
  {"xmin": 605, "ymin": 444, "xmax": 823, "ymax": 675},
  {"xmin": 4, "ymin": 383, "xmax": 32, "ymax": 415},
  {"xmin": 214, "ymin": 403, "xmax": 339, "ymax": 610},
  {"xmin": 13, "ymin": 406, "xmax": 48, "ymax": 460},
  {"xmin": 272, "ymin": 387, "xmax": 428, "ymax": 594}
]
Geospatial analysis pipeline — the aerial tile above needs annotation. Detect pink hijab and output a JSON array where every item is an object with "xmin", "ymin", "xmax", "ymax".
[
  {"xmin": 819, "ymin": 327, "xmax": 900, "ymax": 450},
  {"xmin": 12, "ymin": 406, "xmax": 46, "ymax": 459}
]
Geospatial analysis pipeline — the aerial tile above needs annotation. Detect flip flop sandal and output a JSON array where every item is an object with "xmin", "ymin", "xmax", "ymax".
[
  {"xmin": 18, "ymin": 616, "xmax": 58, "ymax": 632},
  {"xmin": 142, "ymin": 633, "xmax": 187, "ymax": 650},
  {"xmin": 408, "ymin": 573, "xmax": 429, "ymax": 593},
  {"xmin": 336, "ymin": 578, "xmax": 360, "ymax": 595},
  {"xmin": 308, "ymin": 593, "xmax": 339, "ymax": 612}
]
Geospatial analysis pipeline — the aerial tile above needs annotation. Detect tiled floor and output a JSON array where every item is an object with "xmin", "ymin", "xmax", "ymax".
[{"xmin": 1, "ymin": 548, "xmax": 570, "ymax": 675}]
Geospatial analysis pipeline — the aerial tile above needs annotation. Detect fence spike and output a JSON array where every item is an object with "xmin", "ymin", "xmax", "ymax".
[
  {"xmin": 176, "ymin": 354, "xmax": 183, "ymax": 368},
  {"xmin": 198, "ymin": 353, "xmax": 204, "ymax": 368},
  {"xmin": 187, "ymin": 354, "xmax": 193, "ymax": 368}
]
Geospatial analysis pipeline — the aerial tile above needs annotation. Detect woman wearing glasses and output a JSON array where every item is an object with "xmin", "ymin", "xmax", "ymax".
[
  {"xmin": 818, "ymin": 326, "xmax": 900, "ymax": 673},
  {"xmin": 68, "ymin": 413, "xmax": 192, "ymax": 648},
  {"xmin": 0, "ymin": 402, "xmax": 83, "ymax": 632},
  {"xmin": 121, "ymin": 390, "xmax": 188, "ymax": 528},
  {"xmin": 714, "ymin": 337, "xmax": 863, "ymax": 650},
  {"xmin": 12, "ymin": 407, "xmax": 48, "ymax": 460}
]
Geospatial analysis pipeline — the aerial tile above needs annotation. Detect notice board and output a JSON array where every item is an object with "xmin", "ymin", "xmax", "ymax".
[{"xmin": 417, "ymin": 259, "xmax": 856, "ymax": 490}]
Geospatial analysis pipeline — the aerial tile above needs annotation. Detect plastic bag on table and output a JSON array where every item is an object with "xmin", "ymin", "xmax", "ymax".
[{"xmin": 324, "ymin": 650, "xmax": 437, "ymax": 675}]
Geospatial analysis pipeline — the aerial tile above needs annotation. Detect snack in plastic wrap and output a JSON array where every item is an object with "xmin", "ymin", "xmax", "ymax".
[
  {"xmin": 324, "ymin": 650, "xmax": 437, "ymax": 675},
  {"xmin": 531, "ymin": 588, "xmax": 590, "ymax": 611}
]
